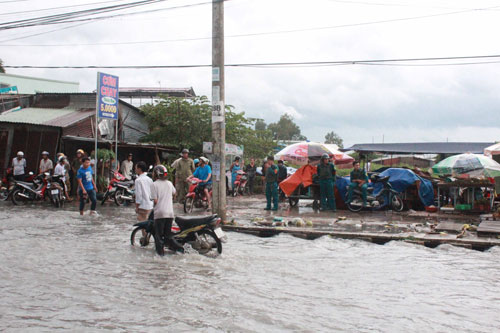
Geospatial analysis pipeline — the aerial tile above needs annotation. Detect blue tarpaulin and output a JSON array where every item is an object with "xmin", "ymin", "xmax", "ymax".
[
  {"xmin": 373, "ymin": 168, "xmax": 435, "ymax": 207},
  {"xmin": 335, "ymin": 168, "xmax": 435, "ymax": 207}
]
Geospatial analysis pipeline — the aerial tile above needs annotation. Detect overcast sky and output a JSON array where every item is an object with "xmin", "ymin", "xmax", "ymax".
[{"xmin": 2, "ymin": 0, "xmax": 500, "ymax": 147}]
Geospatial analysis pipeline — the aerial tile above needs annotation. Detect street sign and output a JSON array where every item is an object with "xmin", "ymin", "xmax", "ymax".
[
  {"xmin": 0, "ymin": 86, "xmax": 17, "ymax": 94},
  {"xmin": 97, "ymin": 72, "xmax": 119, "ymax": 119}
]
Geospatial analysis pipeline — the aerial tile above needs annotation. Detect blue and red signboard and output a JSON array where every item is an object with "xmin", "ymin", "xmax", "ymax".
[{"xmin": 97, "ymin": 72, "xmax": 119, "ymax": 119}]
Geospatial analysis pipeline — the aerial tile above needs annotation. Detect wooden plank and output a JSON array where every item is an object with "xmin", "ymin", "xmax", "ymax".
[
  {"xmin": 477, "ymin": 220, "xmax": 500, "ymax": 237},
  {"xmin": 435, "ymin": 222, "xmax": 466, "ymax": 233}
]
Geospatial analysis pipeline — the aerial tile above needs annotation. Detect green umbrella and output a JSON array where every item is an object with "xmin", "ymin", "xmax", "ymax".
[{"xmin": 432, "ymin": 153, "xmax": 500, "ymax": 178}]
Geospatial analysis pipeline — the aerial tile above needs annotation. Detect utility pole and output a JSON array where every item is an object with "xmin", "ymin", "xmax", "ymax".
[{"xmin": 212, "ymin": 0, "xmax": 226, "ymax": 222}]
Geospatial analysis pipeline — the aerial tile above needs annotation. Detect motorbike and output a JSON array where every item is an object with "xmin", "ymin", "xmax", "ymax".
[
  {"xmin": 1, "ymin": 169, "xmax": 35, "ymax": 201},
  {"xmin": 184, "ymin": 177, "xmax": 211, "ymax": 213},
  {"xmin": 47, "ymin": 175, "xmax": 66, "ymax": 208},
  {"xmin": 10, "ymin": 173, "xmax": 48, "ymax": 206},
  {"xmin": 231, "ymin": 169, "xmax": 248, "ymax": 197},
  {"xmin": 101, "ymin": 171, "xmax": 127, "ymax": 205},
  {"xmin": 346, "ymin": 175, "xmax": 404, "ymax": 212},
  {"xmin": 130, "ymin": 214, "xmax": 224, "ymax": 256},
  {"xmin": 113, "ymin": 179, "xmax": 135, "ymax": 206}
]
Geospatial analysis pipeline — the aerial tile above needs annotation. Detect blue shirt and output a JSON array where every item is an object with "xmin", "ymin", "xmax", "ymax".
[
  {"xmin": 193, "ymin": 165, "xmax": 212, "ymax": 185},
  {"xmin": 77, "ymin": 166, "xmax": 94, "ymax": 191}
]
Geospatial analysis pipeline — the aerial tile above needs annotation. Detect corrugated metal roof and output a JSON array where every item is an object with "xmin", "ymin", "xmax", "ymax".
[
  {"xmin": 343, "ymin": 142, "xmax": 496, "ymax": 154},
  {"xmin": 0, "ymin": 107, "xmax": 93, "ymax": 128}
]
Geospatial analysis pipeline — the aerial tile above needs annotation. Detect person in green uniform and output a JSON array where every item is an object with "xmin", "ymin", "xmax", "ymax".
[
  {"xmin": 317, "ymin": 153, "xmax": 336, "ymax": 211},
  {"xmin": 264, "ymin": 156, "xmax": 279, "ymax": 211},
  {"xmin": 347, "ymin": 161, "xmax": 369, "ymax": 206}
]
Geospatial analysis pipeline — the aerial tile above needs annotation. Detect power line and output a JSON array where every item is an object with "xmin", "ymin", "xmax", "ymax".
[
  {"xmin": 2, "ymin": 3, "xmax": 497, "ymax": 46},
  {"xmin": 5, "ymin": 54, "xmax": 500, "ymax": 69},
  {"xmin": 0, "ymin": 0, "xmax": 130, "ymax": 17}
]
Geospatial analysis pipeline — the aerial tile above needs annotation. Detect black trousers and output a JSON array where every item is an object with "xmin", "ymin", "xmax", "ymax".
[{"xmin": 154, "ymin": 218, "xmax": 173, "ymax": 255}]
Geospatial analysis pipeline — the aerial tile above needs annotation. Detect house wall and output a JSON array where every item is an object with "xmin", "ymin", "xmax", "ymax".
[{"xmin": 0, "ymin": 74, "xmax": 79, "ymax": 94}]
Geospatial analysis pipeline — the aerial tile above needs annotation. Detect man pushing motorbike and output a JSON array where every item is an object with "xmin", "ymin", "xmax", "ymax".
[
  {"xmin": 150, "ymin": 165, "xmax": 183, "ymax": 256},
  {"xmin": 187, "ymin": 157, "xmax": 212, "ymax": 211}
]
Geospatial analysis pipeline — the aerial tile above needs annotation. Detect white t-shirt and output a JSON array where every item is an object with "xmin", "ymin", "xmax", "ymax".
[
  {"xmin": 121, "ymin": 160, "xmax": 134, "ymax": 179},
  {"xmin": 54, "ymin": 163, "xmax": 66, "ymax": 182},
  {"xmin": 135, "ymin": 173, "xmax": 154, "ymax": 210},
  {"xmin": 12, "ymin": 158, "xmax": 26, "ymax": 176},
  {"xmin": 150, "ymin": 180, "xmax": 176, "ymax": 219}
]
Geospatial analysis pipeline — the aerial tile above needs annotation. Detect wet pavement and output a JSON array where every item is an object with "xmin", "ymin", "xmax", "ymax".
[{"xmin": 1, "ymin": 198, "xmax": 500, "ymax": 332}]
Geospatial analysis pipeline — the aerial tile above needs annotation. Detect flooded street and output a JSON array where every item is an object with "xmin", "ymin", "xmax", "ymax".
[{"xmin": 1, "ymin": 202, "xmax": 499, "ymax": 332}]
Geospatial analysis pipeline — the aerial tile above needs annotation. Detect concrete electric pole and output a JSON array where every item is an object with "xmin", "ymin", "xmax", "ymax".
[{"xmin": 212, "ymin": 0, "xmax": 227, "ymax": 222}]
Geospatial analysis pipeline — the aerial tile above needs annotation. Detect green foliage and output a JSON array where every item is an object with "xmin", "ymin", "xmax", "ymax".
[
  {"xmin": 141, "ymin": 96, "xmax": 276, "ymax": 159},
  {"xmin": 268, "ymin": 113, "xmax": 306, "ymax": 141},
  {"xmin": 96, "ymin": 149, "xmax": 115, "ymax": 162},
  {"xmin": 324, "ymin": 131, "xmax": 344, "ymax": 148}
]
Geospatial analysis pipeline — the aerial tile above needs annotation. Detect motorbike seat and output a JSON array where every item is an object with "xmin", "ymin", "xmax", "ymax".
[
  {"xmin": 16, "ymin": 181, "xmax": 35, "ymax": 188},
  {"xmin": 116, "ymin": 180, "xmax": 134, "ymax": 186},
  {"xmin": 175, "ymin": 214, "xmax": 218, "ymax": 230}
]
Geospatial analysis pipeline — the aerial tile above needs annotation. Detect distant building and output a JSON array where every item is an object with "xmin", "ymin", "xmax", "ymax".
[
  {"xmin": 371, "ymin": 155, "xmax": 435, "ymax": 169},
  {"xmin": 119, "ymin": 87, "xmax": 196, "ymax": 107}
]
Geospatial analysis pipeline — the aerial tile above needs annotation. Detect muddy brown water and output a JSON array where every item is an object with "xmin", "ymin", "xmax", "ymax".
[{"xmin": 0, "ymin": 201, "xmax": 499, "ymax": 332}]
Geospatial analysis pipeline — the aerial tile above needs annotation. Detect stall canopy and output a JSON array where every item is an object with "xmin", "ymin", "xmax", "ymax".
[{"xmin": 484, "ymin": 142, "xmax": 500, "ymax": 157}]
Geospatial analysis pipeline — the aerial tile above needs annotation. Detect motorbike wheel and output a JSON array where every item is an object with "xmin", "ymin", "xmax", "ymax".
[
  {"xmin": 130, "ymin": 227, "xmax": 153, "ymax": 247},
  {"xmin": 194, "ymin": 229, "xmax": 222, "ymax": 256},
  {"xmin": 232, "ymin": 185, "xmax": 239, "ymax": 197},
  {"xmin": 114, "ymin": 188, "xmax": 126, "ymax": 206},
  {"xmin": 53, "ymin": 196, "xmax": 60, "ymax": 208},
  {"xmin": 12, "ymin": 189, "xmax": 28, "ymax": 206},
  {"xmin": 184, "ymin": 197, "xmax": 194, "ymax": 213},
  {"xmin": 391, "ymin": 194, "xmax": 405, "ymax": 212}
]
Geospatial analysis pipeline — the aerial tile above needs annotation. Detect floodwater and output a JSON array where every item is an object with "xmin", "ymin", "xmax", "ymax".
[{"xmin": 0, "ymin": 203, "xmax": 499, "ymax": 332}]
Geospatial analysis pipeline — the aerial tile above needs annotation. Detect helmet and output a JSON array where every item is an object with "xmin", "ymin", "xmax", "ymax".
[
  {"xmin": 76, "ymin": 149, "xmax": 84, "ymax": 154},
  {"xmin": 42, "ymin": 151, "xmax": 49, "ymax": 156},
  {"xmin": 153, "ymin": 165, "xmax": 168, "ymax": 180},
  {"xmin": 321, "ymin": 153, "xmax": 329, "ymax": 160},
  {"xmin": 181, "ymin": 148, "xmax": 189, "ymax": 154},
  {"xmin": 17, "ymin": 151, "xmax": 24, "ymax": 156},
  {"xmin": 58, "ymin": 156, "xmax": 67, "ymax": 163},
  {"xmin": 200, "ymin": 157, "xmax": 209, "ymax": 164},
  {"xmin": 193, "ymin": 158, "xmax": 200, "ymax": 165}
]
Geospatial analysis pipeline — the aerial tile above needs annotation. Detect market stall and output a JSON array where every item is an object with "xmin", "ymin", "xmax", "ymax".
[{"xmin": 437, "ymin": 179, "xmax": 494, "ymax": 213}]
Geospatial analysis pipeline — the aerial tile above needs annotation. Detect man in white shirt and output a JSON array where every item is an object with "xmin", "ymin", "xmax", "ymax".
[
  {"xmin": 39, "ymin": 151, "xmax": 53, "ymax": 174},
  {"xmin": 54, "ymin": 156, "xmax": 71, "ymax": 200},
  {"xmin": 150, "ymin": 164, "xmax": 182, "ymax": 255},
  {"xmin": 134, "ymin": 161, "xmax": 153, "ymax": 222},
  {"xmin": 12, "ymin": 151, "xmax": 26, "ymax": 181},
  {"xmin": 121, "ymin": 153, "xmax": 134, "ymax": 180}
]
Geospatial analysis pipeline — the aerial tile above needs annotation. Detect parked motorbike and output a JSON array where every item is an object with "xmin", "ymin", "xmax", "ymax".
[
  {"xmin": 114, "ymin": 179, "xmax": 135, "ymax": 206},
  {"xmin": 11, "ymin": 173, "xmax": 48, "ymax": 206},
  {"xmin": 184, "ymin": 177, "xmax": 211, "ymax": 213},
  {"xmin": 101, "ymin": 171, "xmax": 126, "ymax": 205},
  {"xmin": 346, "ymin": 175, "xmax": 404, "ymax": 212},
  {"xmin": 231, "ymin": 170, "xmax": 248, "ymax": 197},
  {"xmin": 1, "ymin": 169, "xmax": 35, "ymax": 201},
  {"xmin": 47, "ymin": 175, "xmax": 66, "ymax": 208},
  {"xmin": 130, "ymin": 214, "xmax": 224, "ymax": 256}
]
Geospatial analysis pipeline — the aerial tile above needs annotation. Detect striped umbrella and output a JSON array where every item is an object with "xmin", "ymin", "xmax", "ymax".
[
  {"xmin": 432, "ymin": 153, "xmax": 500, "ymax": 178},
  {"xmin": 275, "ymin": 142, "xmax": 354, "ymax": 166}
]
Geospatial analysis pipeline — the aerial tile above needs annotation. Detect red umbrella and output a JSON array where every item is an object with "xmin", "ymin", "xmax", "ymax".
[{"xmin": 275, "ymin": 142, "xmax": 354, "ymax": 166}]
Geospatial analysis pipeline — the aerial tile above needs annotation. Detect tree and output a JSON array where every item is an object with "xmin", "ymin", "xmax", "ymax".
[
  {"xmin": 324, "ymin": 131, "xmax": 344, "ymax": 148},
  {"xmin": 141, "ymin": 96, "xmax": 275, "ymax": 159},
  {"xmin": 254, "ymin": 119, "xmax": 266, "ymax": 131},
  {"xmin": 268, "ymin": 113, "xmax": 306, "ymax": 141},
  {"xmin": 0, "ymin": 59, "xmax": 5, "ymax": 73}
]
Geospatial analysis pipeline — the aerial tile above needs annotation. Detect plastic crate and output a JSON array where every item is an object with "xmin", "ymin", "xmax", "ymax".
[{"xmin": 455, "ymin": 204, "xmax": 472, "ymax": 211}]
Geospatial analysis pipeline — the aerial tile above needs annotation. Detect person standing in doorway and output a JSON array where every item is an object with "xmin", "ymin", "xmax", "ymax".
[
  {"xmin": 171, "ymin": 149, "xmax": 194, "ymax": 203},
  {"xmin": 121, "ymin": 153, "xmax": 134, "ymax": 180},
  {"xmin": 264, "ymin": 156, "xmax": 279, "ymax": 211},
  {"xmin": 245, "ymin": 158, "xmax": 257, "ymax": 194},
  {"xmin": 317, "ymin": 153, "xmax": 336, "ymax": 211},
  {"xmin": 150, "ymin": 165, "xmax": 183, "ymax": 255},
  {"xmin": 71, "ymin": 149, "xmax": 84, "ymax": 196},
  {"xmin": 77, "ymin": 157, "xmax": 97, "ymax": 216},
  {"xmin": 39, "ymin": 151, "xmax": 53, "ymax": 175},
  {"xmin": 12, "ymin": 151, "xmax": 26, "ymax": 181}
]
